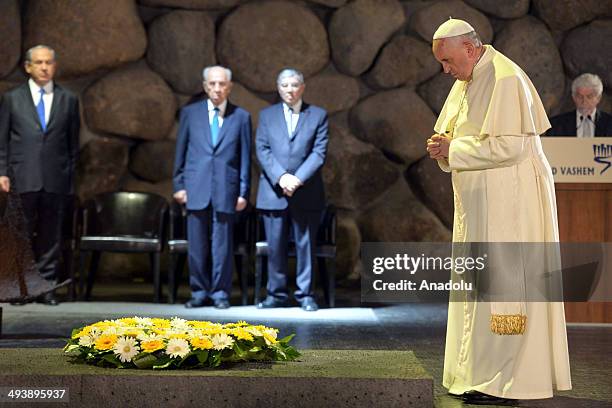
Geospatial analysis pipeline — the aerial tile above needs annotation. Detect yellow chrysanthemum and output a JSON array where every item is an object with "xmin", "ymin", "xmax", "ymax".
[
  {"xmin": 231, "ymin": 328, "xmax": 254, "ymax": 342},
  {"xmin": 199, "ymin": 327, "xmax": 223, "ymax": 336},
  {"xmin": 151, "ymin": 318, "xmax": 171, "ymax": 328},
  {"xmin": 72, "ymin": 326, "xmax": 92, "ymax": 339},
  {"xmin": 117, "ymin": 317, "xmax": 138, "ymax": 326},
  {"xmin": 169, "ymin": 333, "xmax": 188, "ymax": 340},
  {"xmin": 93, "ymin": 320, "xmax": 117, "ymax": 328},
  {"xmin": 94, "ymin": 334, "xmax": 118, "ymax": 351},
  {"xmin": 190, "ymin": 337, "xmax": 214, "ymax": 350},
  {"xmin": 141, "ymin": 339, "xmax": 165, "ymax": 353},
  {"xmin": 263, "ymin": 329, "xmax": 278, "ymax": 345}
]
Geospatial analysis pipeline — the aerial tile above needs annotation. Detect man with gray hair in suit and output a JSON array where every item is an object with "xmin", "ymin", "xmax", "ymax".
[
  {"xmin": 173, "ymin": 65, "xmax": 251, "ymax": 310},
  {"xmin": 548, "ymin": 73, "xmax": 612, "ymax": 137},
  {"xmin": 255, "ymin": 68, "xmax": 328, "ymax": 312}
]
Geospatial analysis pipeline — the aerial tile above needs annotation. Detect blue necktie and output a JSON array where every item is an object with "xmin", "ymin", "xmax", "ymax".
[
  {"xmin": 211, "ymin": 107, "xmax": 220, "ymax": 147},
  {"xmin": 37, "ymin": 88, "xmax": 46, "ymax": 132}
]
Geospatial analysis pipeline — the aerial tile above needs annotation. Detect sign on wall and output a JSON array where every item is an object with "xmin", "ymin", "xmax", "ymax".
[{"xmin": 541, "ymin": 137, "xmax": 612, "ymax": 183}]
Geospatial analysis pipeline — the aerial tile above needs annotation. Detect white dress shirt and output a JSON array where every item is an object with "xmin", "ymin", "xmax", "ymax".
[
  {"xmin": 29, "ymin": 78, "xmax": 54, "ymax": 125},
  {"xmin": 283, "ymin": 100, "xmax": 302, "ymax": 136},
  {"xmin": 576, "ymin": 109, "xmax": 596, "ymax": 138},
  {"xmin": 207, "ymin": 99, "xmax": 227, "ymax": 128}
]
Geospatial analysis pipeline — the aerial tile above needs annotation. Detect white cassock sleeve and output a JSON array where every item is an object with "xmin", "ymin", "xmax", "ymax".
[
  {"xmin": 436, "ymin": 158, "xmax": 451, "ymax": 173},
  {"xmin": 448, "ymin": 135, "xmax": 528, "ymax": 171}
]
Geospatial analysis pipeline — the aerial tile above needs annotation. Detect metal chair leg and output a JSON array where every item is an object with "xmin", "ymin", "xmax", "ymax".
[
  {"xmin": 78, "ymin": 251, "xmax": 88, "ymax": 300},
  {"xmin": 328, "ymin": 259, "xmax": 336, "ymax": 308},
  {"xmin": 168, "ymin": 253, "xmax": 177, "ymax": 304},
  {"xmin": 151, "ymin": 252, "xmax": 161, "ymax": 303},
  {"xmin": 85, "ymin": 251, "xmax": 101, "ymax": 301},
  {"xmin": 238, "ymin": 254, "xmax": 249, "ymax": 305},
  {"xmin": 254, "ymin": 255, "xmax": 264, "ymax": 305},
  {"xmin": 65, "ymin": 249, "xmax": 76, "ymax": 301}
]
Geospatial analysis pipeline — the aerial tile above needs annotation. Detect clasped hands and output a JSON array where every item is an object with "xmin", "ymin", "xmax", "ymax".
[
  {"xmin": 279, "ymin": 173, "xmax": 302, "ymax": 197},
  {"xmin": 426, "ymin": 133, "xmax": 451, "ymax": 160}
]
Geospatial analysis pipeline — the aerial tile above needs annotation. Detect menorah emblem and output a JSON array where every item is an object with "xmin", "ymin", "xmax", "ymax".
[{"xmin": 593, "ymin": 144, "xmax": 612, "ymax": 175}]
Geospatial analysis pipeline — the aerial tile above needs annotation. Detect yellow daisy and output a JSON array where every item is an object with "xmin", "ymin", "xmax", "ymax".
[
  {"xmin": 94, "ymin": 334, "xmax": 118, "ymax": 351},
  {"xmin": 141, "ymin": 339, "xmax": 165, "ymax": 353},
  {"xmin": 190, "ymin": 337, "xmax": 214, "ymax": 350}
]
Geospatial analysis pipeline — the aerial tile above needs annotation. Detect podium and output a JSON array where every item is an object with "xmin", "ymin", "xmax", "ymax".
[{"xmin": 542, "ymin": 137, "xmax": 612, "ymax": 323}]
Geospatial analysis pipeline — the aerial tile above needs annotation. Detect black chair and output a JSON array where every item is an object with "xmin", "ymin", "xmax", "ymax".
[
  {"xmin": 78, "ymin": 192, "xmax": 168, "ymax": 303},
  {"xmin": 254, "ymin": 205, "xmax": 337, "ymax": 307},
  {"xmin": 167, "ymin": 201, "xmax": 255, "ymax": 305}
]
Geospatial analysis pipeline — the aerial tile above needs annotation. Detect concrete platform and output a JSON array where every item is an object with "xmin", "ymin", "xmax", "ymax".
[{"xmin": 0, "ymin": 348, "xmax": 432, "ymax": 408}]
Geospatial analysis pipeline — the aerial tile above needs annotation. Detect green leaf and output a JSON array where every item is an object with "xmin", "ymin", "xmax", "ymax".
[
  {"xmin": 278, "ymin": 333, "xmax": 295, "ymax": 344},
  {"xmin": 64, "ymin": 344, "xmax": 80, "ymax": 353},
  {"xmin": 196, "ymin": 351, "xmax": 209, "ymax": 363},
  {"xmin": 133, "ymin": 354, "xmax": 158, "ymax": 369},
  {"xmin": 102, "ymin": 354, "xmax": 122, "ymax": 368}
]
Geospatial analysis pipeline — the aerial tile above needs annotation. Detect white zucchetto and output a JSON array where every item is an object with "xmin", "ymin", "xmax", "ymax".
[{"xmin": 433, "ymin": 18, "xmax": 475, "ymax": 40}]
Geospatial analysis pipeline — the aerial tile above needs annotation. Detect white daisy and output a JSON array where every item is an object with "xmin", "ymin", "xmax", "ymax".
[
  {"xmin": 134, "ymin": 317, "xmax": 153, "ymax": 327},
  {"xmin": 78, "ymin": 335, "xmax": 94, "ymax": 347},
  {"xmin": 88, "ymin": 327, "xmax": 102, "ymax": 341},
  {"xmin": 137, "ymin": 332, "xmax": 162, "ymax": 342},
  {"xmin": 211, "ymin": 333, "xmax": 235, "ymax": 350},
  {"xmin": 102, "ymin": 326, "xmax": 118, "ymax": 336},
  {"xmin": 245, "ymin": 326, "xmax": 263, "ymax": 337},
  {"xmin": 113, "ymin": 336, "xmax": 140, "ymax": 363},
  {"xmin": 166, "ymin": 338, "xmax": 190, "ymax": 358},
  {"xmin": 170, "ymin": 317, "xmax": 190, "ymax": 330}
]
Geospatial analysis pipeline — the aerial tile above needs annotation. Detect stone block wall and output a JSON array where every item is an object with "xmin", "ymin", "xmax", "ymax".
[{"xmin": 1, "ymin": 0, "xmax": 611, "ymax": 283}]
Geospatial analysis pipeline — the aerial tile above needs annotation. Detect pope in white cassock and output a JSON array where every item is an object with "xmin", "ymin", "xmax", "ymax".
[{"xmin": 426, "ymin": 19, "xmax": 572, "ymax": 404}]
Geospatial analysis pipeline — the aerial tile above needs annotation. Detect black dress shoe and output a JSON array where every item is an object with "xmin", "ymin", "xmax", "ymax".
[
  {"xmin": 37, "ymin": 292, "xmax": 59, "ymax": 306},
  {"xmin": 257, "ymin": 296, "xmax": 289, "ymax": 309},
  {"xmin": 184, "ymin": 298, "xmax": 209, "ymax": 308},
  {"xmin": 300, "ymin": 297, "xmax": 318, "ymax": 312},
  {"xmin": 214, "ymin": 299, "xmax": 230, "ymax": 309},
  {"xmin": 462, "ymin": 391, "xmax": 518, "ymax": 406}
]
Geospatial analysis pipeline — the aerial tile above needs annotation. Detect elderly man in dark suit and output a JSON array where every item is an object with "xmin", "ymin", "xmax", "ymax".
[
  {"xmin": 256, "ymin": 68, "xmax": 328, "ymax": 312},
  {"xmin": 0, "ymin": 45, "xmax": 80, "ymax": 305},
  {"xmin": 547, "ymin": 73, "xmax": 612, "ymax": 137},
  {"xmin": 173, "ymin": 65, "xmax": 251, "ymax": 309}
]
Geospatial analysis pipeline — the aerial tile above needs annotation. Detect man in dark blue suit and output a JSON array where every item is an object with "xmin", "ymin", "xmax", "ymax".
[
  {"xmin": 547, "ymin": 73, "xmax": 612, "ymax": 137},
  {"xmin": 256, "ymin": 68, "xmax": 328, "ymax": 312},
  {"xmin": 0, "ymin": 45, "xmax": 80, "ymax": 305},
  {"xmin": 173, "ymin": 65, "xmax": 251, "ymax": 309}
]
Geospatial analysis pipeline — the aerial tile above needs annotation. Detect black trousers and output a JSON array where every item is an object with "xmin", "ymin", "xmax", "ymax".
[{"xmin": 19, "ymin": 191, "xmax": 65, "ymax": 282}]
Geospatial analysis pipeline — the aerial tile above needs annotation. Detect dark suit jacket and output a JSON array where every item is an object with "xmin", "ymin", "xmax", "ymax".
[
  {"xmin": 546, "ymin": 110, "xmax": 612, "ymax": 137},
  {"xmin": 255, "ymin": 102, "xmax": 328, "ymax": 211},
  {"xmin": 173, "ymin": 99, "xmax": 251, "ymax": 213},
  {"xmin": 0, "ymin": 82, "xmax": 80, "ymax": 194}
]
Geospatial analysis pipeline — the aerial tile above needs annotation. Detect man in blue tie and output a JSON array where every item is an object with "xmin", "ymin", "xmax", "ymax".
[
  {"xmin": 256, "ymin": 68, "xmax": 329, "ymax": 311},
  {"xmin": 0, "ymin": 45, "xmax": 80, "ymax": 305},
  {"xmin": 173, "ymin": 65, "xmax": 251, "ymax": 309}
]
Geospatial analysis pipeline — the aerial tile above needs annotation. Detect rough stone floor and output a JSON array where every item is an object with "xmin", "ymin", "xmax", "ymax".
[{"xmin": 1, "ymin": 284, "xmax": 610, "ymax": 408}]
